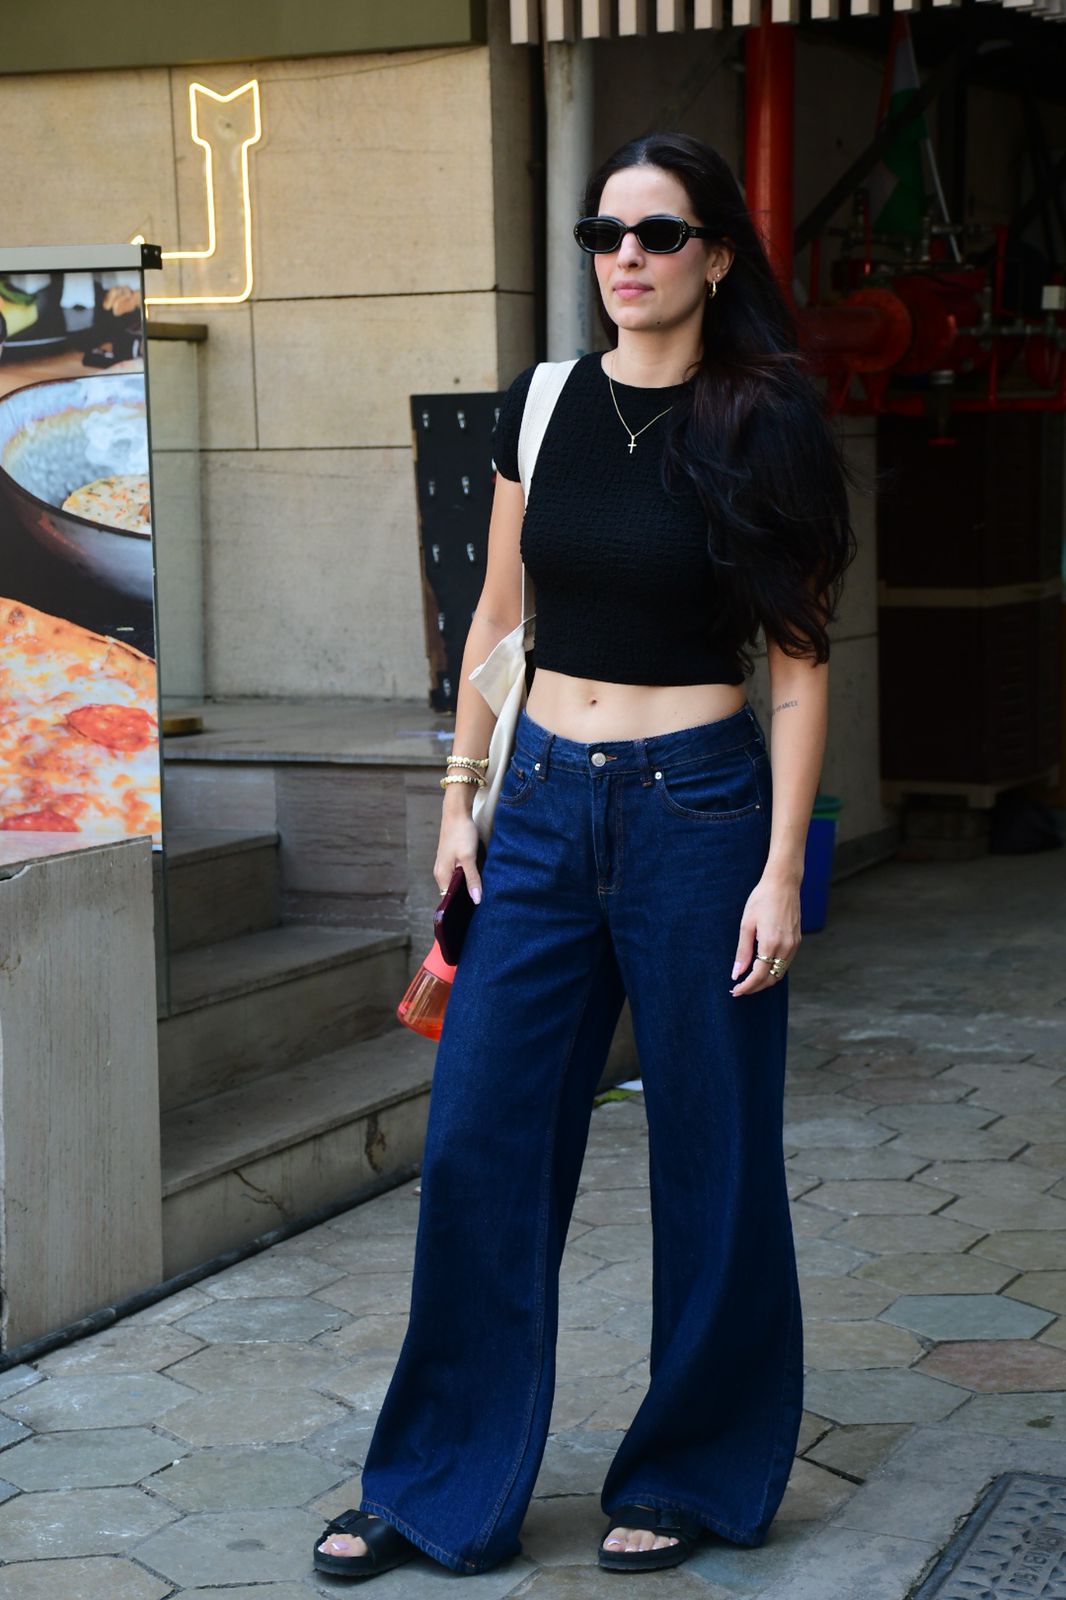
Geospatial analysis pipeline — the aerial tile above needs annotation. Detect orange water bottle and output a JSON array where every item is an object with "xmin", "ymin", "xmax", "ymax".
[{"xmin": 397, "ymin": 941, "xmax": 455, "ymax": 1039}]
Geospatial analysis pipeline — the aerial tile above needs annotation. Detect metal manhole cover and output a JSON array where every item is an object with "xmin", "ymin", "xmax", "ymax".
[{"xmin": 911, "ymin": 1472, "xmax": 1066, "ymax": 1599}]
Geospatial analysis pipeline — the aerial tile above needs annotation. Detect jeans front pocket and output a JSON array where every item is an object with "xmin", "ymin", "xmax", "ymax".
[
  {"xmin": 655, "ymin": 743, "xmax": 765, "ymax": 823},
  {"xmin": 497, "ymin": 751, "xmax": 537, "ymax": 808}
]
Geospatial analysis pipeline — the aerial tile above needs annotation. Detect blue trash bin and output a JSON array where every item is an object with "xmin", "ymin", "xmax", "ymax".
[{"xmin": 800, "ymin": 794, "xmax": 843, "ymax": 933}]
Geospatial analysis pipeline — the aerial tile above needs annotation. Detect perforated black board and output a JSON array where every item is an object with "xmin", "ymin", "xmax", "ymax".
[{"xmin": 411, "ymin": 391, "xmax": 503, "ymax": 712}]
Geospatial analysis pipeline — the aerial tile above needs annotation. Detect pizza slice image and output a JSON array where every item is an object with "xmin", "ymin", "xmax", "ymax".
[{"xmin": 0, "ymin": 598, "xmax": 161, "ymax": 843}]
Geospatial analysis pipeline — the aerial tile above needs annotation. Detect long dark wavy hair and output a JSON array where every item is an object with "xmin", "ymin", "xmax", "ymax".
[{"xmin": 584, "ymin": 132, "xmax": 858, "ymax": 671}]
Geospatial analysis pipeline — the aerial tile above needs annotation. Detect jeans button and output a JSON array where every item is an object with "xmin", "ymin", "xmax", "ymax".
[{"xmin": 591, "ymin": 752, "xmax": 607, "ymax": 767}]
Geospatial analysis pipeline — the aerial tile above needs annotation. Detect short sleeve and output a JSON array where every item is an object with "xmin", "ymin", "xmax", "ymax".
[{"xmin": 491, "ymin": 363, "xmax": 537, "ymax": 483}]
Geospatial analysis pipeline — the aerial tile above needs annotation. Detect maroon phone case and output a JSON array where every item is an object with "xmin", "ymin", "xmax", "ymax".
[{"xmin": 433, "ymin": 841, "xmax": 486, "ymax": 965}]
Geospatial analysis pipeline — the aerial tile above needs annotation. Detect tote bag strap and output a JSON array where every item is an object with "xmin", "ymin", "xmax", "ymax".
[{"xmin": 516, "ymin": 357, "xmax": 578, "ymax": 619}]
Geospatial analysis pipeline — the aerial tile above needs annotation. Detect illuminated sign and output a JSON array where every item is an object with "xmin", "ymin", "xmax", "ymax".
[{"xmin": 135, "ymin": 80, "xmax": 262, "ymax": 308}]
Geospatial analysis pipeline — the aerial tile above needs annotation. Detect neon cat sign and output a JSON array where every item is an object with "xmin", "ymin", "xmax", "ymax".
[{"xmin": 134, "ymin": 79, "xmax": 262, "ymax": 307}]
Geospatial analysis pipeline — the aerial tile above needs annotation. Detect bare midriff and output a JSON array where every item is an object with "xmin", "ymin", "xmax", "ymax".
[{"xmin": 525, "ymin": 667, "xmax": 748, "ymax": 743}]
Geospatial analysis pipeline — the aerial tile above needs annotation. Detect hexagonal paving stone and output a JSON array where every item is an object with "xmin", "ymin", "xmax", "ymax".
[
  {"xmin": 0, "ymin": 1556, "xmax": 171, "ymax": 1600},
  {"xmin": 804, "ymin": 1319, "xmax": 924, "ymax": 1371},
  {"xmin": 548, "ymin": 1376, "xmax": 611, "ymax": 1432},
  {"xmin": 867, "ymin": 1103, "xmax": 1001, "ymax": 1134},
  {"xmin": 164, "ymin": 1339, "xmax": 353, "ymax": 1393},
  {"xmin": 582, "ymin": 1383, "xmax": 649, "ymax": 1432},
  {"xmin": 34, "ymin": 1326, "xmax": 204, "ymax": 1378},
  {"xmin": 582, "ymin": 1260, "xmax": 651, "ymax": 1303},
  {"xmin": 0, "ymin": 1415, "xmax": 30, "ymax": 1450},
  {"xmin": 839, "ymin": 1079, "xmax": 967, "ymax": 1106},
  {"xmin": 534, "ymin": 1427, "xmax": 628, "ymax": 1497},
  {"xmin": 937, "ymin": 1191, "xmax": 1066, "ymax": 1232},
  {"xmin": 794, "ymin": 1238, "xmax": 875, "ymax": 1278},
  {"xmin": 938, "ymin": 1390, "xmax": 1066, "ymax": 1438},
  {"xmin": 0, "ymin": 1427, "xmax": 182, "ymax": 1490},
  {"xmin": 803, "ymin": 1367, "xmax": 969, "ymax": 1425},
  {"xmin": 152, "ymin": 1443, "xmax": 341, "ymax": 1511},
  {"xmin": 316, "ymin": 1312, "xmax": 410, "ymax": 1358},
  {"xmin": 1006, "ymin": 1272, "xmax": 1066, "ymax": 1315},
  {"xmin": 555, "ymin": 1329, "xmax": 648, "ymax": 1380},
  {"xmin": 916, "ymin": 1340, "xmax": 1066, "ymax": 1391},
  {"xmin": 0, "ymin": 1373, "xmax": 193, "ymax": 1432},
  {"xmin": 993, "ymin": 1112, "xmax": 1066, "ymax": 1144},
  {"xmin": 890, "ymin": 1129, "xmax": 1027, "ymax": 1162},
  {"xmin": 557, "ymin": 1279, "xmax": 630, "ymax": 1333},
  {"xmin": 0, "ymin": 1366, "xmax": 41, "ymax": 1402},
  {"xmin": 854, "ymin": 1251, "xmax": 1016, "ymax": 1295},
  {"xmin": 880, "ymin": 1294, "xmax": 1054, "ymax": 1342},
  {"xmin": 123, "ymin": 1286, "xmax": 214, "ymax": 1325},
  {"xmin": 783, "ymin": 1069, "xmax": 855, "ymax": 1096},
  {"xmin": 803, "ymin": 1422, "xmax": 912, "ymax": 1480},
  {"xmin": 311, "ymin": 1272, "xmax": 413, "ymax": 1317},
  {"xmin": 799, "ymin": 1276, "xmax": 897, "ymax": 1320},
  {"xmin": 780, "ymin": 1116, "xmax": 894, "ymax": 1151},
  {"xmin": 937, "ymin": 1062, "xmax": 1065, "ymax": 1096},
  {"xmin": 175, "ymin": 1295, "xmax": 348, "ymax": 1343},
  {"xmin": 788, "ymin": 1147, "xmax": 931, "ymax": 1181},
  {"xmin": 183, "ymin": 1589, "xmax": 315, "ymax": 1600},
  {"xmin": 971, "ymin": 1231, "xmax": 1066, "ymax": 1271},
  {"xmin": 569, "ymin": 1225, "xmax": 652, "ymax": 1264},
  {"xmin": 790, "ymin": 1201, "xmax": 847, "ymax": 1239},
  {"xmin": 137, "ymin": 1506, "xmax": 324, "ymax": 1587},
  {"xmin": 573, "ymin": 1157, "xmax": 650, "ymax": 1192},
  {"xmin": 915, "ymin": 1160, "xmax": 1057, "ymax": 1201},
  {"xmin": 571, "ymin": 1188, "xmax": 651, "ymax": 1227},
  {"xmin": 1038, "ymin": 1317, "xmax": 1066, "ymax": 1350},
  {"xmin": 1019, "ymin": 1143, "xmax": 1066, "ymax": 1174},
  {"xmin": 777, "ymin": 1457, "xmax": 857, "ymax": 1522},
  {"xmin": 817, "ymin": 1055, "xmax": 948, "ymax": 1081},
  {"xmin": 314, "ymin": 1353, "xmax": 399, "ymax": 1413},
  {"xmin": 300, "ymin": 1233, "xmax": 418, "ymax": 1276},
  {"xmin": 787, "ymin": 1094, "xmax": 875, "ymax": 1124},
  {"xmin": 830, "ymin": 1214, "xmax": 986, "ymax": 1255},
  {"xmin": 199, "ymin": 1253, "xmax": 347, "ymax": 1299},
  {"xmin": 162, "ymin": 1385, "xmax": 347, "ymax": 1446},
  {"xmin": 806, "ymin": 1181, "xmax": 947, "ymax": 1217},
  {"xmin": 0, "ymin": 1485, "xmax": 179, "ymax": 1559}
]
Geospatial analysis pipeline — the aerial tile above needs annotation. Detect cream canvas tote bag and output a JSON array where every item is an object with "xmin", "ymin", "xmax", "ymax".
[{"xmin": 469, "ymin": 358, "xmax": 577, "ymax": 845}]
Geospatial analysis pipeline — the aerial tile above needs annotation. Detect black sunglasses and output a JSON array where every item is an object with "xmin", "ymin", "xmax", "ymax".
[{"xmin": 573, "ymin": 214, "xmax": 719, "ymax": 255}]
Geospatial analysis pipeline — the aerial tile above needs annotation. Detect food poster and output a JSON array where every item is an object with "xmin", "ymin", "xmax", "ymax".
[{"xmin": 0, "ymin": 257, "xmax": 162, "ymax": 847}]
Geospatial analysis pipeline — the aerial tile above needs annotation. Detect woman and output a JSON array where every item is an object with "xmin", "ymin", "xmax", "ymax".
[{"xmin": 314, "ymin": 131, "xmax": 856, "ymax": 1582}]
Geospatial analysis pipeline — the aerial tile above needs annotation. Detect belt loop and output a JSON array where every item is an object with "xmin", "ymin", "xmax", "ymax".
[
  {"xmin": 637, "ymin": 736, "xmax": 654, "ymax": 787},
  {"xmin": 537, "ymin": 724, "xmax": 553, "ymax": 779}
]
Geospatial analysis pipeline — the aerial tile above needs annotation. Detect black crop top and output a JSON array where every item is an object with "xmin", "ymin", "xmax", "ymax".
[{"xmin": 491, "ymin": 352, "xmax": 745, "ymax": 686}]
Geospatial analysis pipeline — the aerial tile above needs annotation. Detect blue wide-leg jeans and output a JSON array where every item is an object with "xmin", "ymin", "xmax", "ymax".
[{"xmin": 358, "ymin": 702, "xmax": 803, "ymax": 1573}]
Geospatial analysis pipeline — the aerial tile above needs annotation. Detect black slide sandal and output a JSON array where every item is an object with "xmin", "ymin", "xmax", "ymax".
[
  {"xmin": 313, "ymin": 1509, "xmax": 418, "ymax": 1579},
  {"xmin": 598, "ymin": 1502, "xmax": 703, "ymax": 1572}
]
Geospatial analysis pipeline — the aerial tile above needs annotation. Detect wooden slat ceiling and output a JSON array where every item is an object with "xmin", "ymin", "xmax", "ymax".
[{"xmin": 512, "ymin": 0, "xmax": 1065, "ymax": 35}]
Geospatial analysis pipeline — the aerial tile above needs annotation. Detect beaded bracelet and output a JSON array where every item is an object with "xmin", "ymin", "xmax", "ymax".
[{"xmin": 440, "ymin": 773, "xmax": 484, "ymax": 789}]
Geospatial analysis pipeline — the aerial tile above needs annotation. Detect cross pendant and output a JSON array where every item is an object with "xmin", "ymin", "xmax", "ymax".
[{"xmin": 627, "ymin": 435, "xmax": 636, "ymax": 455}]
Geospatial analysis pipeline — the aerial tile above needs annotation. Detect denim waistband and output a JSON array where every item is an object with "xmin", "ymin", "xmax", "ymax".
[{"xmin": 512, "ymin": 702, "xmax": 764, "ymax": 777}]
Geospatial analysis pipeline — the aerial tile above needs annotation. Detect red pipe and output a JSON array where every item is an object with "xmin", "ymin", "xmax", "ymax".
[{"xmin": 745, "ymin": 0, "xmax": 795, "ymax": 306}]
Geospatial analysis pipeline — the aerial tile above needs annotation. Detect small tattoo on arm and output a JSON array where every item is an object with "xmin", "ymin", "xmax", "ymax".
[{"xmin": 772, "ymin": 699, "xmax": 799, "ymax": 714}]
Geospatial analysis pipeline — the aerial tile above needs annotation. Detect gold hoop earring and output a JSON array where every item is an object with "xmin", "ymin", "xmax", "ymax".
[{"xmin": 707, "ymin": 278, "xmax": 718, "ymax": 299}]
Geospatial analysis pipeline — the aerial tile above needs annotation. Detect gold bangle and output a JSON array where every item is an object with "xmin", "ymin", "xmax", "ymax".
[
  {"xmin": 440, "ymin": 773, "xmax": 484, "ymax": 789},
  {"xmin": 446, "ymin": 756, "xmax": 489, "ymax": 769}
]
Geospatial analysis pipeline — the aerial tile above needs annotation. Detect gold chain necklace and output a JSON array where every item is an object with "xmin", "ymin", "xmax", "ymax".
[{"xmin": 606, "ymin": 353, "xmax": 676, "ymax": 456}]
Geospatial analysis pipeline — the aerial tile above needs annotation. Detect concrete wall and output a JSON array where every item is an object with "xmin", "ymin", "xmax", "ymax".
[{"xmin": 1, "ymin": 11, "xmax": 535, "ymax": 703}]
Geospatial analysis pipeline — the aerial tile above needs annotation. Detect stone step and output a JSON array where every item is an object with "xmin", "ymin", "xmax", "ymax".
[
  {"xmin": 154, "ymin": 828, "xmax": 281, "ymax": 955},
  {"xmin": 158, "ymin": 924, "xmax": 409, "ymax": 1113},
  {"xmin": 160, "ymin": 1026, "xmax": 436, "ymax": 1275}
]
